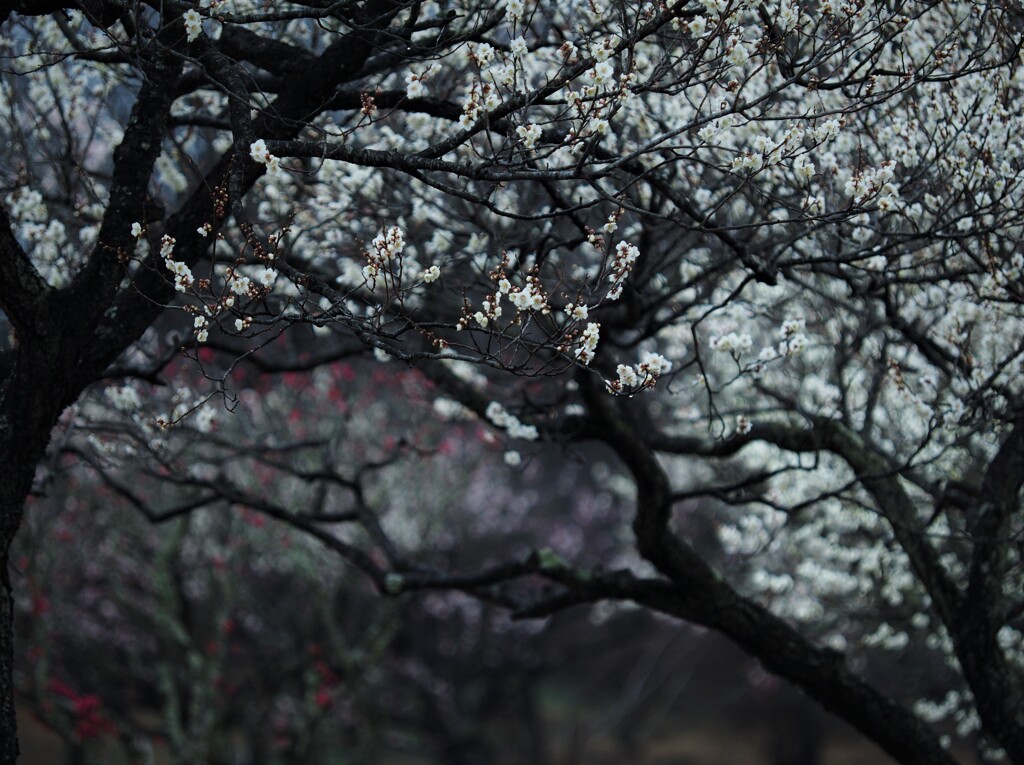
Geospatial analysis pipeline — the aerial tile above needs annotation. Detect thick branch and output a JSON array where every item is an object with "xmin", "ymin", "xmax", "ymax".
[
  {"xmin": 953, "ymin": 416, "xmax": 1024, "ymax": 759},
  {"xmin": 216, "ymin": 26, "xmax": 316, "ymax": 76},
  {"xmin": 583, "ymin": 386, "xmax": 959, "ymax": 765},
  {"xmin": 68, "ymin": 34, "xmax": 184, "ymax": 371},
  {"xmin": 0, "ymin": 204, "xmax": 51, "ymax": 337}
]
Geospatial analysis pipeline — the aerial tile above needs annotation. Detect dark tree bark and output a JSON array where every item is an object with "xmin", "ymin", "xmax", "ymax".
[{"xmin": 0, "ymin": 220, "xmax": 65, "ymax": 765}]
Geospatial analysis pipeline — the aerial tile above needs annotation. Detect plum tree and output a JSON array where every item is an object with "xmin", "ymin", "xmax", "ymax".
[{"xmin": 2, "ymin": 0, "xmax": 1024, "ymax": 763}]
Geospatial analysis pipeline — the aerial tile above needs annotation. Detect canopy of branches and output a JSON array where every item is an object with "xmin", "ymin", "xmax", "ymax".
[{"xmin": 2, "ymin": 1, "xmax": 1024, "ymax": 764}]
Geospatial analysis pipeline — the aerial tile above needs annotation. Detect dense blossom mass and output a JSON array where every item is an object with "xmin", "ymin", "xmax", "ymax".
[{"xmin": 2, "ymin": 0, "xmax": 1024, "ymax": 763}]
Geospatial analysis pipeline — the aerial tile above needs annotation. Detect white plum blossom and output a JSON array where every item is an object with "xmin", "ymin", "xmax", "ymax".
[
  {"xmin": 159, "ymin": 235, "xmax": 175, "ymax": 259},
  {"xmin": 726, "ymin": 37, "xmax": 749, "ymax": 68},
  {"xmin": 258, "ymin": 268, "xmax": 277, "ymax": 288},
  {"xmin": 193, "ymin": 315, "xmax": 209, "ymax": 343},
  {"xmin": 485, "ymin": 401, "xmax": 538, "ymax": 440},
  {"xmin": 615, "ymin": 364, "xmax": 639, "ymax": 387},
  {"xmin": 160, "ymin": 236, "xmax": 194, "ymax": 293},
  {"xmin": 516, "ymin": 123, "xmax": 542, "ymax": 150},
  {"xmin": 249, "ymin": 139, "xmax": 280, "ymax": 173},
  {"xmin": 606, "ymin": 241, "xmax": 640, "ymax": 300},
  {"xmin": 587, "ymin": 61, "xmax": 614, "ymax": 87},
  {"xmin": 406, "ymin": 77, "xmax": 424, "ymax": 99},
  {"xmin": 228, "ymin": 273, "xmax": 252, "ymax": 295},
  {"xmin": 687, "ymin": 16, "xmax": 707, "ymax": 36},
  {"xmin": 183, "ymin": 9, "xmax": 204, "ymax": 43},
  {"xmin": 637, "ymin": 351, "xmax": 671, "ymax": 377},
  {"xmin": 250, "ymin": 139, "xmax": 270, "ymax": 163},
  {"xmin": 105, "ymin": 385, "xmax": 141, "ymax": 412},
  {"xmin": 508, "ymin": 277, "xmax": 548, "ymax": 313},
  {"xmin": 374, "ymin": 227, "xmax": 405, "ymax": 259},
  {"xmin": 813, "ymin": 118, "xmax": 842, "ymax": 142},
  {"xmin": 710, "ymin": 332, "xmax": 753, "ymax": 354},
  {"xmin": 610, "ymin": 351, "xmax": 672, "ymax": 392},
  {"xmin": 574, "ymin": 322, "xmax": 601, "ymax": 365},
  {"xmin": 405, "ymin": 68, "xmax": 432, "ymax": 98},
  {"xmin": 193, "ymin": 406, "xmax": 216, "ymax": 433},
  {"xmin": 780, "ymin": 318, "xmax": 805, "ymax": 337},
  {"xmin": 470, "ymin": 42, "xmax": 496, "ymax": 66},
  {"xmin": 794, "ymin": 156, "xmax": 815, "ymax": 181},
  {"xmin": 363, "ymin": 225, "xmax": 407, "ymax": 288},
  {"xmin": 781, "ymin": 334, "xmax": 808, "ymax": 356},
  {"xmin": 589, "ymin": 37, "xmax": 615, "ymax": 61},
  {"xmin": 776, "ymin": 319, "xmax": 809, "ymax": 357},
  {"xmin": 565, "ymin": 302, "xmax": 589, "ymax": 321}
]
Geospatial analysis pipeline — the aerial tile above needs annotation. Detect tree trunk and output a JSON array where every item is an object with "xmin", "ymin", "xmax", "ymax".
[
  {"xmin": 0, "ymin": 455, "xmax": 34, "ymax": 765},
  {"xmin": 0, "ymin": 548, "xmax": 17, "ymax": 765},
  {"xmin": 0, "ymin": 350, "xmax": 65, "ymax": 765}
]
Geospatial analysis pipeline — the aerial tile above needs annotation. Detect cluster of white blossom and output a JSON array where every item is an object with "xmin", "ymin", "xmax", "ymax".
[
  {"xmin": 507, "ymin": 276, "xmax": 549, "ymax": 313},
  {"xmin": 485, "ymin": 401, "xmax": 538, "ymax": 441},
  {"xmin": 607, "ymin": 351, "xmax": 673, "ymax": 393},
  {"xmin": 709, "ymin": 331, "xmax": 753, "ymax": 356},
  {"xmin": 158, "ymin": 235, "xmax": 195, "ymax": 294},
  {"xmin": 515, "ymin": 123, "xmax": 542, "ymax": 150},
  {"xmin": 574, "ymin": 322, "xmax": 601, "ymax": 366},
  {"xmin": 105, "ymin": 384, "xmax": 142, "ymax": 412},
  {"xmin": 4, "ymin": 189, "xmax": 76, "ymax": 287},
  {"xmin": 249, "ymin": 139, "xmax": 280, "ymax": 174},
  {"xmin": 362, "ymin": 225, "xmax": 406, "ymax": 289},
  {"xmin": 777, "ymin": 318, "xmax": 808, "ymax": 358},
  {"xmin": 404, "ymin": 64, "xmax": 436, "ymax": 99},
  {"xmin": 183, "ymin": 9, "xmax": 204, "ymax": 43},
  {"xmin": 606, "ymin": 242, "xmax": 639, "ymax": 301}
]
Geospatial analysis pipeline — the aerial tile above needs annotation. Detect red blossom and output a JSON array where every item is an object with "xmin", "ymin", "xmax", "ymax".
[
  {"xmin": 47, "ymin": 681, "xmax": 117, "ymax": 741},
  {"xmin": 73, "ymin": 696, "xmax": 100, "ymax": 716},
  {"xmin": 327, "ymin": 387, "xmax": 346, "ymax": 408},
  {"xmin": 47, "ymin": 678, "xmax": 77, "ymax": 700}
]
